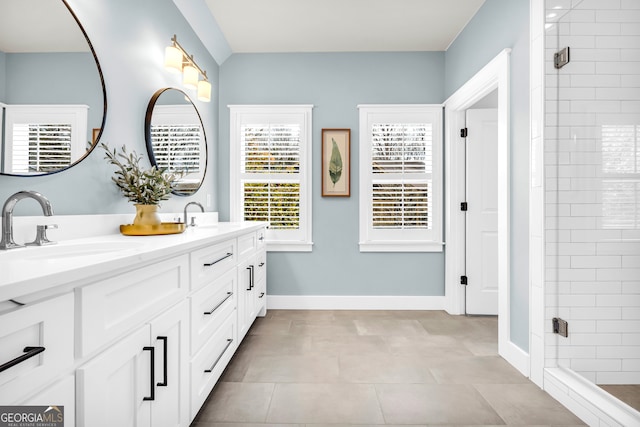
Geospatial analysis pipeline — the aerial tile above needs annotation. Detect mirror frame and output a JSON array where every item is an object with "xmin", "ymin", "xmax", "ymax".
[
  {"xmin": 144, "ymin": 88, "xmax": 208, "ymax": 196},
  {"xmin": 0, "ymin": 0, "xmax": 107, "ymax": 177}
]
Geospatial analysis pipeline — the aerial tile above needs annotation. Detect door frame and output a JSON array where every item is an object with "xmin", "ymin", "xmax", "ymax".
[{"xmin": 443, "ymin": 49, "xmax": 528, "ymax": 376}]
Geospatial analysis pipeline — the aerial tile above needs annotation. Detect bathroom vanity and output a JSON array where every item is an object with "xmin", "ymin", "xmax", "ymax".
[{"xmin": 0, "ymin": 219, "xmax": 267, "ymax": 427}]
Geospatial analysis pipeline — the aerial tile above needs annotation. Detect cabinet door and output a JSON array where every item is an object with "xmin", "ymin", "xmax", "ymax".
[
  {"xmin": 150, "ymin": 301, "xmax": 189, "ymax": 427},
  {"xmin": 237, "ymin": 257, "xmax": 256, "ymax": 340},
  {"xmin": 77, "ymin": 326, "xmax": 152, "ymax": 427}
]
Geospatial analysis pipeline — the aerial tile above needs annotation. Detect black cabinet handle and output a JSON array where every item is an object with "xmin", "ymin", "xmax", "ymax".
[
  {"xmin": 157, "ymin": 337, "xmax": 168, "ymax": 387},
  {"xmin": 0, "ymin": 346, "xmax": 45, "ymax": 373},
  {"xmin": 259, "ymin": 292, "xmax": 265, "ymax": 299},
  {"xmin": 259, "ymin": 262, "xmax": 265, "ymax": 267},
  {"xmin": 143, "ymin": 346, "xmax": 155, "ymax": 401},
  {"xmin": 204, "ymin": 252, "xmax": 233, "ymax": 267},
  {"xmin": 246, "ymin": 265, "xmax": 254, "ymax": 290},
  {"xmin": 204, "ymin": 292, "xmax": 233, "ymax": 315},
  {"xmin": 258, "ymin": 235, "xmax": 264, "ymax": 241},
  {"xmin": 204, "ymin": 339, "xmax": 233, "ymax": 373}
]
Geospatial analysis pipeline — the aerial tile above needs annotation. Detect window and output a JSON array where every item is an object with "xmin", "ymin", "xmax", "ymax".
[
  {"xmin": 358, "ymin": 104, "xmax": 443, "ymax": 252},
  {"xmin": 229, "ymin": 105, "xmax": 313, "ymax": 251},
  {"xmin": 3, "ymin": 105, "xmax": 88, "ymax": 174}
]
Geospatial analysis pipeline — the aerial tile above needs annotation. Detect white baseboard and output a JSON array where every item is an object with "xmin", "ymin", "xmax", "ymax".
[
  {"xmin": 544, "ymin": 367, "xmax": 640, "ymax": 427},
  {"xmin": 266, "ymin": 295, "xmax": 446, "ymax": 310},
  {"xmin": 500, "ymin": 340, "xmax": 531, "ymax": 378}
]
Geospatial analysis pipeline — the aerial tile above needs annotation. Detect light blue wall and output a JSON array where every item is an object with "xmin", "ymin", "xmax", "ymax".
[
  {"xmin": 4, "ymin": 52, "xmax": 103, "ymax": 143},
  {"xmin": 0, "ymin": 0, "xmax": 219, "ymax": 216},
  {"xmin": 219, "ymin": 52, "xmax": 446, "ymax": 296},
  {"xmin": 445, "ymin": 0, "xmax": 530, "ymax": 351},
  {"xmin": 0, "ymin": 52, "xmax": 6, "ymax": 101}
]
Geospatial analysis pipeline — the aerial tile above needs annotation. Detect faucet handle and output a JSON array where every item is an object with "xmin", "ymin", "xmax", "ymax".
[{"xmin": 25, "ymin": 224, "xmax": 58, "ymax": 247}]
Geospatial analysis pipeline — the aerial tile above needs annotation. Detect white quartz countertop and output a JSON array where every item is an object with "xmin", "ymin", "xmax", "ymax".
[{"xmin": 0, "ymin": 221, "xmax": 265, "ymax": 303}]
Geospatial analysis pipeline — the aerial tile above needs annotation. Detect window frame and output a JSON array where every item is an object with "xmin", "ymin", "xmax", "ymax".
[
  {"xmin": 229, "ymin": 105, "xmax": 313, "ymax": 252},
  {"xmin": 3, "ymin": 104, "xmax": 88, "ymax": 175},
  {"xmin": 358, "ymin": 104, "xmax": 444, "ymax": 252}
]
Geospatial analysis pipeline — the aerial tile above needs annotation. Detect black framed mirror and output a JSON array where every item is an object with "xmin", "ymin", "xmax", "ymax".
[
  {"xmin": 0, "ymin": 0, "xmax": 106, "ymax": 176},
  {"xmin": 145, "ymin": 88, "xmax": 207, "ymax": 196}
]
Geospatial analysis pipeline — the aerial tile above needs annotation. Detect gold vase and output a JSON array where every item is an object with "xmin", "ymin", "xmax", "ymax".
[{"xmin": 133, "ymin": 204, "xmax": 161, "ymax": 226}]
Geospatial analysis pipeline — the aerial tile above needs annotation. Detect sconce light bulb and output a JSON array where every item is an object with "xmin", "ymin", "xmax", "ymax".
[
  {"xmin": 183, "ymin": 65, "xmax": 199, "ymax": 90},
  {"xmin": 164, "ymin": 46, "xmax": 183, "ymax": 73},
  {"xmin": 197, "ymin": 80, "xmax": 212, "ymax": 102}
]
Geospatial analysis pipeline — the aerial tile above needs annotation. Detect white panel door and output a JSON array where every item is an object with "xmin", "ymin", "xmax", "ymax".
[{"xmin": 465, "ymin": 108, "xmax": 499, "ymax": 315}]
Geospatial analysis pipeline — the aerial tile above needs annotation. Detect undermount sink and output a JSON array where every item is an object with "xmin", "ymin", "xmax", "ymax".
[{"xmin": 3, "ymin": 240, "xmax": 145, "ymax": 262}]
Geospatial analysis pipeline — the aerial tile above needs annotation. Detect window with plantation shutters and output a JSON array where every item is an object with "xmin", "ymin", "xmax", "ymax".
[
  {"xmin": 230, "ymin": 105, "xmax": 313, "ymax": 251},
  {"xmin": 359, "ymin": 105, "xmax": 443, "ymax": 252},
  {"xmin": 3, "ymin": 105, "xmax": 88, "ymax": 175}
]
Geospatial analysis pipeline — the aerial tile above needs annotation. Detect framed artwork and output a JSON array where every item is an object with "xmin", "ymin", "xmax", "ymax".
[{"xmin": 322, "ymin": 128, "xmax": 350, "ymax": 197}]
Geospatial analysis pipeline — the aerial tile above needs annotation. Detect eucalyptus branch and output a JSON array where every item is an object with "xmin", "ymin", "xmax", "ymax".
[{"xmin": 101, "ymin": 143, "xmax": 182, "ymax": 205}]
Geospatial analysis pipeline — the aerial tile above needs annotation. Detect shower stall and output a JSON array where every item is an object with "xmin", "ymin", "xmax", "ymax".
[{"xmin": 543, "ymin": 0, "xmax": 640, "ymax": 424}]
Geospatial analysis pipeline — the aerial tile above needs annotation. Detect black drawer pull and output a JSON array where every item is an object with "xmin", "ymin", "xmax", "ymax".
[
  {"xmin": 204, "ymin": 252, "xmax": 233, "ymax": 267},
  {"xmin": 246, "ymin": 265, "xmax": 254, "ymax": 290},
  {"xmin": 204, "ymin": 339, "xmax": 233, "ymax": 373},
  {"xmin": 0, "ymin": 346, "xmax": 45, "ymax": 373},
  {"xmin": 157, "ymin": 336, "xmax": 168, "ymax": 387},
  {"xmin": 259, "ymin": 262, "xmax": 265, "ymax": 267},
  {"xmin": 204, "ymin": 292, "xmax": 233, "ymax": 315},
  {"xmin": 258, "ymin": 235, "xmax": 264, "ymax": 241},
  {"xmin": 259, "ymin": 292, "xmax": 265, "ymax": 299},
  {"xmin": 143, "ymin": 346, "xmax": 155, "ymax": 401}
]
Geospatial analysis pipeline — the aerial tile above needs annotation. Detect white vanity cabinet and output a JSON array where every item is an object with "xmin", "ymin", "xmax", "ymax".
[
  {"xmin": 77, "ymin": 300, "xmax": 189, "ymax": 427},
  {"xmin": 0, "ymin": 223, "xmax": 267, "ymax": 427}
]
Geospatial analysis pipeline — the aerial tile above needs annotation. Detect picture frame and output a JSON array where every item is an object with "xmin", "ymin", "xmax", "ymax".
[{"xmin": 321, "ymin": 128, "xmax": 350, "ymax": 197}]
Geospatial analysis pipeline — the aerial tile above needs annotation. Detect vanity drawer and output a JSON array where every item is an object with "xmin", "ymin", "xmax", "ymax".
[
  {"xmin": 0, "ymin": 293, "xmax": 74, "ymax": 404},
  {"xmin": 255, "ymin": 250, "xmax": 267, "ymax": 287},
  {"xmin": 256, "ymin": 227, "xmax": 266, "ymax": 250},
  {"xmin": 190, "ymin": 267, "xmax": 237, "ymax": 355},
  {"xmin": 191, "ymin": 238, "xmax": 237, "ymax": 291},
  {"xmin": 77, "ymin": 255, "xmax": 189, "ymax": 357},
  {"xmin": 190, "ymin": 311, "xmax": 237, "ymax": 419},
  {"xmin": 237, "ymin": 231, "xmax": 257, "ymax": 261}
]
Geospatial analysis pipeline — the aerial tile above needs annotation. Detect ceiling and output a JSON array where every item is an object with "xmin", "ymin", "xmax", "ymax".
[
  {"xmin": 204, "ymin": 0, "xmax": 486, "ymax": 53},
  {"xmin": 0, "ymin": 0, "xmax": 88, "ymax": 53}
]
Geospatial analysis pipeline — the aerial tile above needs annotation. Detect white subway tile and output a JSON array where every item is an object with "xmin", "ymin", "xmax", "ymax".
[
  {"xmin": 597, "ymin": 9, "xmax": 640, "ymax": 23},
  {"xmin": 558, "ymin": 345, "xmax": 597, "ymax": 359},
  {"xmin": 572, "ymin": 333, "xmax": 622, "ymax": 346},
  {"xmin": 597, "ymin": 371, "xmax": 640, "ymax": 384},
  {"xmin": 621, "ymin": 100, "xmax": 640, "ymax": 113},
  {"xmin": 569, "ymin": 319, "xmax": 598, "ymax": 332},
  {"xmin": 622, "ymin": 0, "xmax": 640, "ymax": 9},
  {"xmin": 622, "ymin": 359, "xmax": 640, "ymax": 371},
  {"xmin": 571, "ymin": 22, "xmax": 621, "ymax": 35},
  {"xmin": 571, "ymin": 229, "xmax": 621, "ymax": 242},
  {"xmin": 621, "ymin": 230, "xmax": 640, "ymax": 240},
  {"xmin": 571, "ymin": 306, "xmax": 622, "ymax": 319},
  {"xmin": 622, "ymin": 282, "xmax": 640, "ymax": 294},
  {"xmin": 571, "ymin": 358, "xmax": 622, "ymax": 372},
  {"xmin": 598, "ymin": 294, "xmax": 640, "ymax": 307},
  {"xmin": 560, "ymin": 35, "xmax": 596, "ymax": 49},
  {"xmin": 559, "ymin": 242, "xmax": 597, "ymax": 255},
  {"xmin": 558, "ymin": 87, "xmax": 597, "ymax": 99},
  {"xmin": 571, "ymin": 74, "xmax": 620, "ymax": 87},
  {"xmin": 596, "ymin": 87, "xmax": 640, "ymax": 100},
  {"xmin": 597, "ymin": 346, "xmax": 640, "ymax": 358},
  {"xmin": 597, "ymin": 241, "xmax": 640, "ymax": 255},
  {"xmin": 596, "ymin": 35, "xmax": 640, "ymax": 49},
  {"xmin": 597, "ymin": 61, "xmax": 640, "ymax": 74},
  {"xmin": 623, "ymin": 334, "xmax": 640, "ymax": 345},
  {"xmin": 621, "ymin": 48, "xmax": 640, "ymax": 61},
  {"xmin": 563, "ymin": 9, "xmax": 596, "ymax": 22},
  {"xmin": 570, "ymin": 203, "xmax": 603, "ymax": 217},
  {"xmin": 577, "ymin": 0, "xmax": 621, "ymax": 10},
  {"xmin": 597, "ymin": 320, "xmax": 640, "ymax": 333},
  {"xmin": 570, "ymin": 177, "xmax": 602, "ymax": 191},
  {"xmin": 558, "ymin": 216, "xmax": 597, "ymax": 230},
  {"xmin": 622, "ymin": 256, "xmax": 640, "ymax": 268},
  {"xmin": 560, "ymin": 190, "xmax": 599, "ymax": 204},
  {"xmin": 622, "ymin": 308, "xmax": 640, "ymax": 319},
  {"xmin": 572, "ymin": 256, "xmax": 622, "ymax": 268},
  {"xmin": 571, "ymin": 281, "xmax": 622, "ymax": 294},
  {"xmin": 597, "ymin": 268, "xmax": 640, "ymax": 281},
  {"xmin": 559, "ymin": 293, "xmax": 598, "ymax": 305},
  {"xmin": 621, "ymin": 22, "xmax": 640, "ymax": 35},
  {"xmin": 572, "ymin": 100, "xmax": 621, "ymax": 113}
]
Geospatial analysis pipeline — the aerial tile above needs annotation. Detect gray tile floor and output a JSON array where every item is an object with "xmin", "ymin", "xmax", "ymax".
[{"xmin": 192, "ymin": 310, "xmax": 587, "ymax": 426}]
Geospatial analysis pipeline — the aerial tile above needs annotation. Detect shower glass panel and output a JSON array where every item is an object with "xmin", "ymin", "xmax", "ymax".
[{"xmin": 545, "ymin": 0, "xmax": 640, "ymax": 411}]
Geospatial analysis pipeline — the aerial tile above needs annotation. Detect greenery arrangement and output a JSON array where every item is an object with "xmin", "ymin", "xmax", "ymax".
[{"xmin": 101, "ymin": 143, "xmax": 181, "ymax": 206}]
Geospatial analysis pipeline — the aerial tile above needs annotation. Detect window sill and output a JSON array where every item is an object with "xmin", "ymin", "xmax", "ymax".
[
  {"xmin": 359, "ymin": 241, "xmax": 444, "ymax": 253},
  {"xmin": 267, "ymin": 241, "xmax": 314, "ymax": 252}
]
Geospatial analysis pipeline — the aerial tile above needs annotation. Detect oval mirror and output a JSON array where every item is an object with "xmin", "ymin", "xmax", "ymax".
[
  {"xmin": 145, "ymin": 88, "xmax": 207, "ymax": 196},
  {"xmin": 0, "ymin": 0, "xmax": 106, "ymax": 176}
]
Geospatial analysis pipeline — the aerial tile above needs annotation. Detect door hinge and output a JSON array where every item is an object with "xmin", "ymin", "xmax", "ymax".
[
  {"xmin": 552, "ymin": 317, "xmax": 569, "ymax": 337},
  {"xmin": 460, "ymin": 202, "xmax": 468, "ymax": 211},
  {"xmin": 460, "ymin": 275, "xmax": 468, "ymax": 285},
  {"xmin": 460, "ymin": 128, "xmax": 468, "ymax": 138}
]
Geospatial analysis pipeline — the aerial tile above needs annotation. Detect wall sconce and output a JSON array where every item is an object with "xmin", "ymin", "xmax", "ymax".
[{"xmin": 164, "ymin": 34, "xmax": 211, "ymax": 102}]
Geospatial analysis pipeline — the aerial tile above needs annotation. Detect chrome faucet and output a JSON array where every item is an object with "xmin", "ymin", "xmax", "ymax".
[
  {"xmin": 1, "ymin": 191, "xmax": 54, "ymax": 250},
  {"xmin": 183, "ymin": 201, "xmax": 205, "ymax": 227}
]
